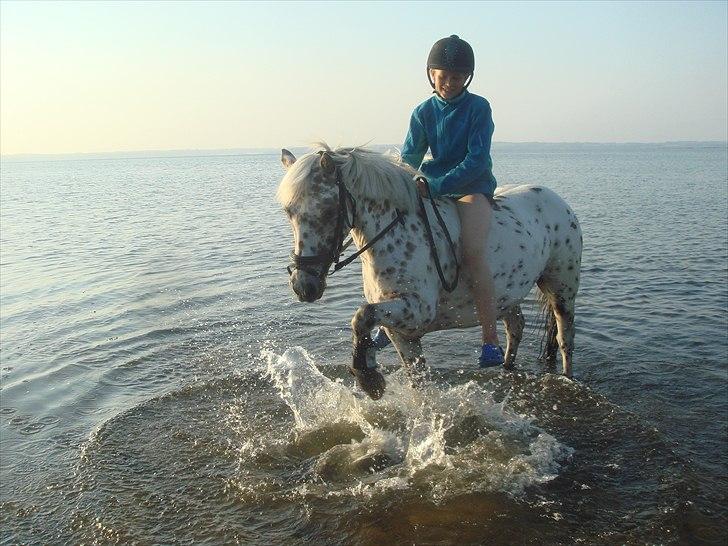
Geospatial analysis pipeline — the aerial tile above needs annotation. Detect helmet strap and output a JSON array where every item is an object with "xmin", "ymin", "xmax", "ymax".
[
  {"xmin": 427, "ymin": 67, "xmax": 435, "ymax": 89},
  {"xmin": 426, "ymin": 69, "xmax": 475, "ymax": 94}
]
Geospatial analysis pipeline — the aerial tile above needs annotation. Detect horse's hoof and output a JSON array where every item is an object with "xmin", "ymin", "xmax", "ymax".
[{"xmin": 349, "ymin": 367, "xmax": 386, "ymax": 400}]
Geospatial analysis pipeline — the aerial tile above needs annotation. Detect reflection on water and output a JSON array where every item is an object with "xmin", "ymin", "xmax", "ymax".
[{"xmin": 1, "ymin": 144, "xmax": 726, "ymax": 544}]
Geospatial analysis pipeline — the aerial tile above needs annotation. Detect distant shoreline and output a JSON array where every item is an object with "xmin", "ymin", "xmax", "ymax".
[{"xmin": 2, "ymin": 141, "xmax": 726, "ymax": 163}]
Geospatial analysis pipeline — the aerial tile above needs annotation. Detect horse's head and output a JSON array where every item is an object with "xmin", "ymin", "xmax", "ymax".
[{"xmin": 277, "ymin": 148, "xmax": 353, "ymax": 302}]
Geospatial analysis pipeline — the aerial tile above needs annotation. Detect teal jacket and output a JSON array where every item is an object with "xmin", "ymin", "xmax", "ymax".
[{"xmin": 401, "ymin": 89, "xmax": 497, "ymax": 198}]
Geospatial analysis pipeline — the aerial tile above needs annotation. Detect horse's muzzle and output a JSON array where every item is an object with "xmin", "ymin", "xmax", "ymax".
[{"xmin": 289, "ymin": 269, "xmax": 326, "ymax": 302}]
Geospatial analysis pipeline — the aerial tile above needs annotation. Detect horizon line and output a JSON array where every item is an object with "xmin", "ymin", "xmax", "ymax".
[{"xmin": 2, "ymin": 140, "xmax": 726, "ymax": 161}]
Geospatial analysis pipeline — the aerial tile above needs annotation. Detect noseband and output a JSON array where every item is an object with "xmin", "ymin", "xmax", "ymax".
[{"xmin": 287, "ymin": 151, "xmax": 405, "ymax": 280}]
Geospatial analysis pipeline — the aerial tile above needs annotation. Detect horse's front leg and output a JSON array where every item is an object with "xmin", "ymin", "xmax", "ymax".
[
  {"xmin": 387, "ymin": 333, "xmax": 430, "ymax": 385},
  {"xmin": 350, "ymin": 295, "xmax": 432, "ymax": 400}
]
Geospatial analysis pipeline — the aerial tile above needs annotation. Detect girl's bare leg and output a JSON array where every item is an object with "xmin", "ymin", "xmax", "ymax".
[{"xmin": 457, "ymin": 194, "xmax": 499, "ymax": 346}]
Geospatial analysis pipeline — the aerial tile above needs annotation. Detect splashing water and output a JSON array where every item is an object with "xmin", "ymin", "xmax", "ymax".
[
  {"xmin": 260, "ymin": 346, "xmax": 573, "ymax": 500},
  {"xmin": 263, "ymin": 346, "xmax": 361, "ymax": 430}
]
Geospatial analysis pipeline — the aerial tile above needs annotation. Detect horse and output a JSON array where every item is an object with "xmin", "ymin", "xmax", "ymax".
[{"xmin": 277, "ymin": 144, "xmax": 582, "ymax": 400}]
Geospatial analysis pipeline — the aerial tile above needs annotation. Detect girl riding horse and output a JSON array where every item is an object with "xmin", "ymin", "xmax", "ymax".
[{"xmin": 374, "ymin": 35, "xmax": 504, "ymax": 368}]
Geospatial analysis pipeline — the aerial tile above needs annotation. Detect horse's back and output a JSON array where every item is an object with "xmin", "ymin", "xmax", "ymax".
[
  {"xmin": 486, "ymin": 184, "xmax": 582, "ymax": 306},
  {"xmin": 495, "ymin": 184, "xmax": 581, "ymax": 237}
]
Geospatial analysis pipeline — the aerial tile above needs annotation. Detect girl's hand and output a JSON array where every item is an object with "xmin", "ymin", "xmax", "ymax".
[{"xmin": 415, "ymin": 176, "xmax": 430, "ymax": 198}]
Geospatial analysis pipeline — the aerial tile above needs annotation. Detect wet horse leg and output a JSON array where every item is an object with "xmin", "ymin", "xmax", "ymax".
[
  {"xmin": 350, "ymin": 294, "xmax": 433, "ymax": 399},
  {"xmin": 551, "ymin": 297, "xmax": 576, "ymax": 377},
  {"xmin": 538, "ymin": 288, "xmax": 576, "ymax": 377},
  {"xmin": 501, "ymin": 304, "xmax": 525, "ymax": 369},
  {"xmin": 387, "ymin": 333, "xmax": 429, "ymax": 384}
]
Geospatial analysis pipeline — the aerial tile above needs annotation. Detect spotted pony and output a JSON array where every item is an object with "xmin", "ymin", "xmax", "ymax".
[{"xmin": 277, "ymin": 145, "xmax": 582, "ymax": 400}]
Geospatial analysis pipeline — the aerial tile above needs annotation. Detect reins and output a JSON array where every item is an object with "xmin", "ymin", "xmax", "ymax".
[
  {"xmin": 287, "ymin": 152, "xmax": 459, "ymax": 293},
  {"xmin": 332, "ymin": 211, "xmax": 405, "ymax": 273},
  {"xmin": 416, "ymin": 177, "xmax": 460, "ymax": 292}
]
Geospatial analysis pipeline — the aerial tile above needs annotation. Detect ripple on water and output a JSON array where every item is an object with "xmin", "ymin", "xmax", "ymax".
[{"xmin": 63, "ymin": 347, "xmax": 716, "ymax": 544}]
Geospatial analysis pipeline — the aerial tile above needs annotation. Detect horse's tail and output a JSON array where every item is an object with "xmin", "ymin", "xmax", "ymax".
[{"xmin": 536, "ymin": 283, "xmax": 559, "ymax": 364}]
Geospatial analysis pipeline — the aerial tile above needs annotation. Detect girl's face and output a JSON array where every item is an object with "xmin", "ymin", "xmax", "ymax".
[{"xmin": 429, "ymin": 68, "xmax": 469, "ymax": 100}]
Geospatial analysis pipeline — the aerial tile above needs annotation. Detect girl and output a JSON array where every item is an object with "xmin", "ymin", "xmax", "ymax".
[{"xmin": 375, "ymin": 34, "xmax": 504, "ymax": 367}]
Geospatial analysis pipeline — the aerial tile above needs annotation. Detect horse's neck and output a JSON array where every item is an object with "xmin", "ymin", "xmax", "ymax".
[
  {"xmin": 352, "ymin": 196, "xmax": 461, "ymax": 264},
  {"xmin": 352, "ymin": 198, "xmax": 409, "ymax": 262}
]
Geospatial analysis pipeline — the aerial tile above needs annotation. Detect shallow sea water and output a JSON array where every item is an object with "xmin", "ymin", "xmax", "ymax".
[{"xmin": 1, "ymin": 143, "xmax": 726, "ymax": 545}]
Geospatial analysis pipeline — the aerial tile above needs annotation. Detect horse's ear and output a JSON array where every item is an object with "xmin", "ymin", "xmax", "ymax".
[
  {"xmin": 281, "ymin": 149, "xmax": 296, "ymax": 170},
  {"xmin": 319, "ymin": 152, "xmax": 335, "ymax": 175}
]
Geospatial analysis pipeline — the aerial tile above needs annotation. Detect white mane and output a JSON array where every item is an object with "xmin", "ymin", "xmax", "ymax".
[{"xmin": 277, "ymin": 143, "xmax": 420, "ymax": 214}]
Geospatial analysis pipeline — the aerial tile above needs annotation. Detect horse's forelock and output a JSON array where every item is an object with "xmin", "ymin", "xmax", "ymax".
[{"xmin": 276, "ymin": 152, "xmax": 322, "ymax": 211}]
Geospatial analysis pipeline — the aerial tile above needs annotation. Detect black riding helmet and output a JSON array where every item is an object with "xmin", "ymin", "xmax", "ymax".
[{"xmin": 427, "ymin": 35, "xmax": 475, "ymax": 90}]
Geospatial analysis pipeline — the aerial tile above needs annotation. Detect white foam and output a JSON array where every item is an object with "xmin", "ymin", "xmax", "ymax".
[
  {"xmin": 259, "ymin": 346, "xmax": 573, "ymax": 500},
  {"xmin": 262, "ymin": 346, "xmax": 364, "ymax": 430}
]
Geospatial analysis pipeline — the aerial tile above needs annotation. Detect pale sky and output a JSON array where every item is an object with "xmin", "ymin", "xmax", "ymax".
[{"xmin": 1, "ymin": 0, "xmax": 726, "ymax": 155}]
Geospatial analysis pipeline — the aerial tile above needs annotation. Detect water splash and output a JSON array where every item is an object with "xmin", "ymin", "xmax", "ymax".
[
  {"xmin": 262, "ymin": 346, "xmax": 363, "ymax": 430},
  {"xmin": 258, "ymin": 346, "xmax": 573, "ymax": 499}
]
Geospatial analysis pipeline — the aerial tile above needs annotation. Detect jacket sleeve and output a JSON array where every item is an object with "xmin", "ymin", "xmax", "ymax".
[
  {"xmin": 427, "ymin": 103, "xmax": 495, "ymax": 197},
  {"xmin": 401, "ymin": 110, "xmax": 428, "ymax": 170}
]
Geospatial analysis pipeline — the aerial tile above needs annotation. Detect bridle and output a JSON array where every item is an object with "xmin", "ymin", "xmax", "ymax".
[
  {"xmin": 287, "ymin": 151, "xmax": 405, "ymax": 280},
  {"xmin": 286, "ymin": 151, "xmax": 459, "ymax": 294}
]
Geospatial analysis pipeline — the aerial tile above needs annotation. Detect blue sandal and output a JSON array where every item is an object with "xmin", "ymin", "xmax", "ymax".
[{"xmin": 478, "ymin": 344, "xmax": 504, "ymax": 368}]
